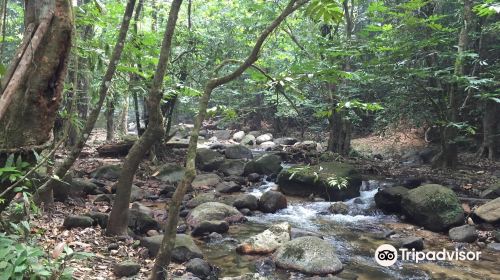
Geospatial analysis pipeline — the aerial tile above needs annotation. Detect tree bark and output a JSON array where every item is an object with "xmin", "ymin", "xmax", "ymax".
[
  {"xmin": 106, "ymin": 97, "xmax": 115, "ymax": 141},
  {"xmin": 106, "ymin": 0, "xmax": 184, "ymax": 237},
  {"xmin": 37, "ymin": 0, "xmax": 137, "ymax": 200},
  {"xmin": 327, "ymin": 0, "xmax": 353, "ymax": 156},
  {"xmin": 0, "ymin": 0, "xmax": 73, "ymax": 208},
  {"xmin": 150, "ymin": 1, "xmax": 310, "ymax": 279},
  {"xmin": 432, "ymin": 0, "xmax": 473, "ymax": 168},
  {"xmin": 0, "ymin": 0, "xmax": 72, "ymax": 150}
]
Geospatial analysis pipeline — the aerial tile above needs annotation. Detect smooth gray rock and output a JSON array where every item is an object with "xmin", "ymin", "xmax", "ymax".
[
  {"xmin": 63, "ymin": 215, "xmax": 94, "ymax": 229},
  {"xmin": 113, "ymin": 260, "xmax": 141, "ymax": 277},
  {"xmin": 449, "ymin": 225, "xmax": 477, "ymax": 243},
  {"xmin": 141, "ymin": 234, "xmax": 203, "ymax": 262},
  {"xmin": 474, "ymin": 197, "xmax": 500, "ymax": 223},
  {"xmin": 186, "ymin": 258, "xmax": 212, "ymax": 279},
  {"xmin": 273, "ymin": 236, "xmax": 343, "ymax": 275}
]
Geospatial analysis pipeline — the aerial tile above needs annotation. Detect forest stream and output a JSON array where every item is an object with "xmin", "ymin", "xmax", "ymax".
[{"xmin": 178, "ymin": 159, "xmax": 500, "ymax": 280}]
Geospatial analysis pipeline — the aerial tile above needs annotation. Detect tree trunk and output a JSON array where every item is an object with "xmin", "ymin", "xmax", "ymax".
[
  {"xmin": 0, "ymin": 0, "xmax": 73, "ymax": 209},
  {"xmin": 150, "ymin": 1, "xmax": 310, "ymax": 278},
  {"xmin": 36, "ymin": 0, "xmax": 137, "ymax": 201},
  {"xmin": 477, "ymin": 100, "xmax": 499, "ymax": 160},
  {"xmin": 327, "ymin": 0, "xmax": 353, "ymax": 156},
  {"xmin": 106, "ymin": 97, "xmax": 115, "ymax": 141},
  {"xmin": 118, "ymin": 96, "xmax": 129, "ymax": 135},
  {"xmin": 106, "ymin": 0, "xmax": 183, "ymax": 237},
  {"xmin": 432, "ymin": 0, "xmax": 473, "ymax": 168}
]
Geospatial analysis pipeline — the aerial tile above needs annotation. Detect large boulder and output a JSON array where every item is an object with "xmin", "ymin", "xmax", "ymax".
[
  {"xmin": 156, "ymin": 163, "xmax": 186, "ymax": 184},
  {"xmin": 374, "ymin": 186, "xmax": 409, "ymax": 213},
  {"xmin": 140, "ymin": 234, "xmax": 203, "ymax": 262},
  {"xmin": 186, "ymin": 202, "xmax": 245, "ymax": 231},
  {"xmin": 196, "ymin": 148, "xmax": 225, "ymax": 171},
  {"xmin": 277, "ymin": 162, "xmax": 362, "ymax": 201},
  {"xmin": 91, "ymin": 165, "xmax": 122, "ymax": 180},
  {"xmin": 256, "ymin": 133, "xmax": 273, "ymax": 145},
  {"xmin": 244, "ymin": 154, "xmax": 282, "ymax": 176},
  {"xmin": 241, "ymin": 134, "xmax": 256, "ymax": 146},
  {"xmin": 474, "ymin": 197, "xmax": 500, "ymax": 223},
  {"xmin": 219, "ymin": 159, "xmax": 246, "ymax": 176},
  {"xmin": 225, "ymin": 145, "xmax": 253, "ymax": 160},
  {"xmin": 237, "ymin": 222, "xmax": 291, "ymax": 254},
  {"xmin": 273, "ymin": 236, "xmax": 343, "ymax": 275},
  {"xmin": 259, "ymin": 191, "xmax": 287, "ymax": 213},
  {"xmin": 401, "ymin": 184, "xmax": 464, "ymax": 231}
]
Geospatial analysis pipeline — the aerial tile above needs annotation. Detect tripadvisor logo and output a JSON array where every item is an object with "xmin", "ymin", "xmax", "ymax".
[{"xmin": 374, "ymin": 244, "xmax": 482, "ymax": 267}]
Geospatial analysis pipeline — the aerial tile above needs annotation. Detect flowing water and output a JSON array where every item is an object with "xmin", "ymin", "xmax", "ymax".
[{"xmin": 196, "ymin": 178, "xmax": 500, "ymax": 279}]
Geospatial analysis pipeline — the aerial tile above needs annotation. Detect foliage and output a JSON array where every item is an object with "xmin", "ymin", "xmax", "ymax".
[
  {"xmin": 326, "ymin": 175, "xmax": 348, "ymax": 190},
  {"xmin": 0, "ymin": 229, "xmax": 92, "ymax": 280}
]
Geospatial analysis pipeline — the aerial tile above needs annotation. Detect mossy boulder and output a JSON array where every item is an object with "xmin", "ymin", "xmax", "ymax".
[
  {"xmin": 401, "ymin": 184, "xmax": 464, "ymax": 232},
  {"xmin": 237, "ymin": 222, "xmax": 291, "ymax": 254},
  {"xmin": 155, "ymin": 163, "xmax": 185, "ymax": 184},
  {"xmin": 277, "ymin": 162, "xmax": 362, "ymax": 201},
  {"xmin": 273, "ymin": 236, "xmax": 343, "ymax": 275}
]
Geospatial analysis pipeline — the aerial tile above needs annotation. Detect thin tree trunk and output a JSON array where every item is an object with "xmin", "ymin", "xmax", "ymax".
[
  {"xmin": 432, "ymin": 0, "xmax": 473, "ymax": 168},
  {"xmin": 106, "ymin": 97, "xmax": 115, "ymax": 141},
  {"xmin": 106, "ymin": 0, "xmax": 184, "ymax": 237},
  {"xmin": 150, "ymin": 1, "xmax": 310, "ymax": 278},
  {"xmin": 37, "ymin": 0, "xmax": 137, "ymax": 199},
  {"xmin": 118, "ymin": 96, "xmax": 129, "ymax": 135},
  {"xmin": 327, "ymin": 0, "xmax": 353, "ymax": 156}
]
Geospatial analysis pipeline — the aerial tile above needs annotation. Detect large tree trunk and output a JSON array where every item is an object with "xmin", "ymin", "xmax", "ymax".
[
  {"xmin": 106, "ymin": 0, "xmax": 183, "ymax": 237},
  {"xmin": 0, "ymin": 0, "xmax": 72, "ymax": 149},
  {"xmin": 432, "ymin": 0, "xmax": 473, "ymax": 168},
  {"xmin": 150, "ymin": 1, "xmax": 310, "ymax": 279},
  {"xmin": 36, "ymin": 0, "xmax": 137, "ymax": 202},
  {"xmin": 0, "ymin": 0, "xmax": 73, "ymax": 210}
]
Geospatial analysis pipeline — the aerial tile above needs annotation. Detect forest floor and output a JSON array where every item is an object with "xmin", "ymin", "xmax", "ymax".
[{"xmin": 27, "ymin": 128, "xmax": 500, "ymax": 279}]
